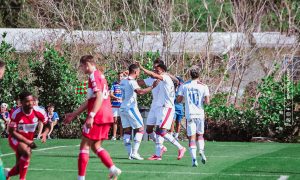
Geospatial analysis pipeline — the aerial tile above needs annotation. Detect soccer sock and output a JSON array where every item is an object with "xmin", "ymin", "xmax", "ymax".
[
  {"xmin": 148, "ymin": 131, "xmax": 157, "ymax": 142},
  {"xmin": 189, "ymin": 140, "xmax": 197, "ymax": 160},
  {"xmin": 96, "ymin": 147, "xmax": 114, "ymax": 169},
  {"xmin": 155, "ymin": 134, "xmax": 164, "ymax": 156},
  {"xmin": 132, "ymin": 132, "xmax": 143, "ymax": 155},
  {"xmin": 174, "ymin": 133, "xmax": 179, "ymax": 139},
  {"xmin": 197, "ymin": 135, "xmax": 205, "ymax": 154},
  {"xmin": 19, "ymin": 156, "xmax": 30, "ymax": 180},
  {"xmin": 162, "ymin": 133, "xmax": 183, "ymax": 150},
  {"xmin": 78, "ymin": 149, "xmax": 89, "ymax": 179},
  {"xmin": 8, "ymin": 164, "xmax": 19, "ymax": 177},
  {"xmin": 123, "ymin": 133, "xmax": 132, "ymax": 156}
]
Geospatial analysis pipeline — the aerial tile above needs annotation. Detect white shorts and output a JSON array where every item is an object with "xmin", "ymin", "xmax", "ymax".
[
  {"xmin": 146, "ymin": 106, "xmax": 174, "ymax": 130},
  {"xmin": 187, "ymin": 117, "xmax": 205, "ymax": 136},
  {"xmin": 112, "ymin": 108, "xmax": 120, "ymax": 117},
  {"xmin": 120, "ymin": 107, "xmax": 143, "ymax": 129}
]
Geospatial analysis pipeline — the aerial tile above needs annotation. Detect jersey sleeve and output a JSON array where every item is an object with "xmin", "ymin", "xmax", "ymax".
[
  {"xmin": 130, "ymin": 80, "xmax": 140, "ymax": 91},
  {"xmin": 9, "ymin": 110, "xmax": 19, "ymax": 128},
  {"xmin": 53, "ymin": 112, "xmax": 59, "ymax": 121},
  {"xmin": 90, "ymin": 72, "xmax": 103, "ymax": 93},
  {"xmin": 34, "ymin": 107, "xmax": 48, "ymax": 124},
  {"xmin": 204, "ymin": 85, "xmax": 210, "ymax": 97},
  {"xmin": 144, "ymin": 77, "xmax": 155, "ymax": 87}
]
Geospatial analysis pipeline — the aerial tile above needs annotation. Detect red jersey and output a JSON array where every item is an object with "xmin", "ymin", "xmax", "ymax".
[
  {"xmin": 87, "ymin": 70, "xmax": 113, "ymax": 124},
  {"xmin": 9, "ymin": 106, "xmax": 48, "ymax": 140}
]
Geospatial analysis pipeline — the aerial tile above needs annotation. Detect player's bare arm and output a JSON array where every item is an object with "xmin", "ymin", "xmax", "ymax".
[
  {"xmin": 8, "ymin": 126, "xmax": 36, "ymax": 148},
  {"xmin": 136, "ymin": 61, "xmax": 164, "ymax": 80},
  {"xmin": 135, "ymin": 79, "xmax": 159, "ymax": 95},
  {"xmin": 86, "ymin": 91, "xmax": 104, "ymax": 128},
  {"xmin": 204, "ymin": 96, "xmax": 210, "ymax": 105},
  {"xmin": 137, "ymin": 79, "xmax": 146, "ymax": 86},
  {"xmin": 64, "ymin": 100, "xmax": 88, "ymax": 124},
  {"xmin": 177, "ymin": 95, "xmax": 184, "ymax": 103},
  {"xmin": 110, "ymin": 91, "xmax": 121, "ymax": 100}
]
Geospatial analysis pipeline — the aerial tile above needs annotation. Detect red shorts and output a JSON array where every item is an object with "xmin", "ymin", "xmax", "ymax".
[
  {"xmin": 82, "ymin": 123, "xmax": 112, "ymax": 141},
  {"xmin": 8, "ymin": 136, "xmax": 19, "ymax": 152}
]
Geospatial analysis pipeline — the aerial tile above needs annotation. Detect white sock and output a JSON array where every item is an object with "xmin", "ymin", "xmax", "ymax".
[
  {"xmin": 132, "ymin": 132, "xmax": 143, "ymax": 154},
  {"xmin": 109, "ymin": 165, "xmax": 117, "ymax": 172},
  {"xmin": 197, "ymin": 136, "xmax": 205, "ymax": 154},
  {"xmin": 163, "ymin": 133, "xmax": 183, "ymax": 149},
  {"xmin": 149, "ymin": 132, "xmax": 156, "ymax": 142},
  {"xmin": 189, "ymin": 140, "xmax": 197, "ymax": 160},
  {"xmin": 174, "ymin": 133, "xmax": 179, "ymax": 138},
  {"xmin": 155, "ymin": 135, "xmax": 164, "ymax": 156},
  {"xmin": 78, "ymin": 176, "xmax": 85, "ymax": 180},
  {"xmin": 123, "ymin": 134, "xmax": 132, "ymax": 156}
]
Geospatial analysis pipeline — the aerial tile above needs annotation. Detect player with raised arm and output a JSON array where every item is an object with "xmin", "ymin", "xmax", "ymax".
[
  {"xmin": 5, "ymin": 91, "xmax": 50, "ymax": 180},
  {"xmin": 177, "ymin": 68, "xmax": 210, "ymax": 167},
  {"xmin": 137, "ymin": 62, "xmax": 186, "ymax": 161},
  {"xmin": 120, "ymin": 64, "xmax": 158, "ymax": 160},
  {"xmin": 64, "ymin": 55, "xmax": 121, "ymax": 180}
]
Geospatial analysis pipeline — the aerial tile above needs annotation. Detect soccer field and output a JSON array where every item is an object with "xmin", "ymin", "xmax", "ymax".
[{"xmin": 1, "ymin": 139, "xmax": 300, "ymax": 180}]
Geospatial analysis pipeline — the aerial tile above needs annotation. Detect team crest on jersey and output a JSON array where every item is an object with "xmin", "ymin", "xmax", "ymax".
[
  {"xmin": 33, "ymin": 117, "xmax": 38, "ymax": 123},
  {"xmin": 19, "ymin": 120, "xmax": 24, "ymax": 124}
]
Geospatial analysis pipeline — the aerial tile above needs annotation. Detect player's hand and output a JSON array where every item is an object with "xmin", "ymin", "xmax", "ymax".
[
  {"xmin": 152, "ymin": 79, "xmax": 160, "ymax": 88},
  {"xmin": 64, "ymin": 113, "xmax": 76, "ymax": 124},
  {"xmin": 41, "ymin": 133, "xmax": 47, "ymax": 143},
  {"xmin": 85, "ymin": 116, "xmax": 94, "ymax": 129},
  {"xmin": 28, "ymin": 141, "xmax": 37, "ymax": 149}
]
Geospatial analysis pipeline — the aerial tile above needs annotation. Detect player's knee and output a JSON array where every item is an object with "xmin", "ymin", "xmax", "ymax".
[
  {"xmin": 136, "ymin": 127, "xmax": 144, "ymax": 134},
  {"xmin": 197, "ymin": 134, "xmax": 204, "ymax": 140},
  {"xmin": 156, "ymin": 128, "xmax": 167, "ymax": 137}
]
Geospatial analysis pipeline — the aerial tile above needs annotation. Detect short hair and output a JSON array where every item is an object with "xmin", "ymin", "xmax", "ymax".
[
  {"xmin": 156, "ymin": 63, "xmax": 167, "ymax": 72},
  {"xmin": 48, "ymin": 103, "xmax": 55, "ymax": 108},
  {"xmin": 128, "ymin": 64, "xmax": 139, "ymax": 74},
  {"xmin": 190, "ymin": 69, "xmax": 199, "ymax": 79},
  {"xmin": 153, "ymin": 58, "xmax": 164, "ymax": 65},
  {"xmin": 117, "ymin": 71, "xmax": 123, "ymax": 75},
  {"xmin": 0, "ymin": 60, "xmax": 5, "ymax": 68},
  {"xmin": 80, "ymin": 55, "xmax": 95, "ymax": 65},
  {"xmin": 19, "ymin": 91, "xmax": 33, "ymax": 102}
]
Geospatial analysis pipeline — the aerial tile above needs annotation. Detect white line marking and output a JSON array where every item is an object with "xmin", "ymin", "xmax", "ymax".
[
  {"xmin": 278, "ymin": 175, "xmax": 289, "ymax": 180},
  {"xmin": 0, "ymin": 145, "xmax": 78, "ymax": 157},
  {"xmin": 29, "ymin": 168, "xmax": 287, "ymax": 177}
]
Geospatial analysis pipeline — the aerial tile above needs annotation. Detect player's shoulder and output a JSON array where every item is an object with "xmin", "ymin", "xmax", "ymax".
[
  {"xmin": 33, "ymin": 106, "xmax": 46, "ymax": 115},
  {"xmin": 11, "ymin": 107, "xmax": 22, "ymax": 119},
  {"xmin": 90, "ymin": 70, "xmax": 105, "ymax": 80}
]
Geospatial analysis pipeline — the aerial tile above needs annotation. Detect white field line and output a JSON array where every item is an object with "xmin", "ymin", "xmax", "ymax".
[
  {"xmin": 0, "ymin": 145, "xmax": 79, "ymax": 157},
  {"xmin": 29, "ymin": 168, "xmax": 288, "ymax": 177},
  {"xmin": 278, "ymin": 175, "xmax": 289, "ymax": 180}
]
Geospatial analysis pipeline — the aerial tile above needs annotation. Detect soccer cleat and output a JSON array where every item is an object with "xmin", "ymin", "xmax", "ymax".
[
  {"xmin": 111, "ymin": 137, "xmax": 117, "ymax": 141},
  {"xmin": 147, "ymin": 155, "xmax": 162, "ymax": 160},
  {"xmin": 130, "ymin": 153, "xmax": 144, "ymax": 160},
  {"xmin": 160, "ymin": 146, "xmax": 168, "ymax": 156},
  {"xmin": 192, "ymin": 159, "xmax": 198, "ymax": 167},
  {"xmin": 200, "ymin": 152, "xmax": 207, "ymax": 164},
  {"xmin": 109, "ymin": 167, "xmax": 122, "ymax": 180},
  {"xmin": 177, "ymin": 147, "xmax": 186, "ymax": 160},
  {"xmin": 4, "ymin": 168, "xmax": 11, "ymax": 180},
  {"xmin": 47, "ymin": 135, "xmax": 51, "ymax": 139}
]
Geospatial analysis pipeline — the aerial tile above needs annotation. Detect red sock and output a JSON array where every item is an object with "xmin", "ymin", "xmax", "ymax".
[
  {"xmin": 8, "ymin": 164, "xmax": 19, "ymax": 177},
  {"xmin": 96, "ymin": 147, "xmax": 114, "ymax": 169},
  {"xmin": 78, "ymin": 149, "xmax": 89, "ymax": 176},
  {"xmin": 19, "ymin": 156, "xmax": 30, "ymax": 180}
]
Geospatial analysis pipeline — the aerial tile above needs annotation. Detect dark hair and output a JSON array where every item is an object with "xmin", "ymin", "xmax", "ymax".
[
  {"xmin": 117, "ymin": 71, "xmax": 123, "ymax": 75},
  {"xmin": 190, "ymin": 69, "xmax": 199, "ymax": 79},
  {"xmin": 0, "ymin": 60, "xmax": 5, "ymax": 68},
  {"xmin": 48, "ymin": 103, "xmax": 55, "ymax": 108},
  {"xmin": 80, "ymin": 55, "xmax": 95, "ymax": 65},
  {"xmin": 19, "ymin": 91, "xmax": 33, "ymax": 101},
  {"xmin": 156, "ymin": 63, "xmax": 167, "ymax": 72},
  {"xmin": 128, "ymin": 64, "xmax": 139, "ymax": 74},
  {"xmin": 153, "ymin": 58, "xmax": 164, "ymax": 65}
]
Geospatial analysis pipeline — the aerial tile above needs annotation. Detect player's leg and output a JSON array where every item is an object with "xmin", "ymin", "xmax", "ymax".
[
  {"xmin": 91, "ymin": 140, "xmax": 121, "ymax": 179},
  {"xmin": 146, "ymin": 108, "xmax": 157, "ymax": 142},
  {"xmin": 78, "ymin": 136, "xmax": 91, "ymax": 180},
  {"xmin": 187, "ymin": 118, "xmax": 198, "ymax": 167},
  {"xmin": 196, "ymin": 118, "xmax": 206, "ymax": 164},
  {"xmin": 36, "ymin": 121, "xmax": 43, "ymax": 139},
  {"xmin": 17, "ymin": 142, "xmax": 32, "ymax": 180},
  {"xmin": 128, "ymin": 107, "xmax": 144, "ymax": 160},
  {"xmin": 117, "ymin": 117, "xmax": 123, "ymax": 140},
  {"xmin": 158, "ymin": 107, "xmax": 186, "ymax": 160},
  {"xmin": 6, "ymin": 137, "xmax": 21, "ymax": 179},
  {"xmin": 120, "ymin": 108, "xmax": 133, "ymax": 159},
  {"xmin": 174, "ymin": 113, "xmax": 183, "ymax": 140},
  {"xmin": 111, "ymin": 116, "xmax": 118, "ymax": 140},
  {"xmin": 48, "ymin": 121, "xmax": 57, "ymax": 139}
]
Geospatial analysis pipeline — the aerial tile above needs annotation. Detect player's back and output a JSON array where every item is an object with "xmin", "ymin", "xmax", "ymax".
[
  {"xmin": 144, "ymin": 77, "xmax": 160, "ymax": 108},
  {"xmin": 120, "ymin": 77, "xmax": 138, "ymax": 109},
  {"xmin": 181, "ymin": 80, "xmax": 209, "ymax": 119},
  {"xmin": 157, "ymin": 74, "xmax": 175, "ymax": 108}
]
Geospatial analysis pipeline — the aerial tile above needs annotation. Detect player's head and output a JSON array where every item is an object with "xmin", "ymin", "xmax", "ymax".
[
  {"xmin": 128, "ymin": 64, "xmax": 140, "ymax": 78},
  {"xmin": 47, "ymin": 103, "xmax": 55, "ymax": 112},
  {"xmin": 117, "ymin": 71, "xmax": 124, "ymax": 81},
  {"xmin": 190, "ymin": 68, "xmax": 200, "ymax": 80},
  {"xmin": 153, "ymin": 58, "xmax": 164, "ymax": 73},
  {"xmin": 19, "ymin": 91, "xmax": 34, "ymax": 110},
  {"xmin": 0, "ymin": 60, "xmax": 5, "ymax": 79},
  {"xmin": 33, "ymin": 96, "xmax": 39, "ymax": 106},
  {"xmin": 154, "ymin": 63, "xmax": 167, "ymax": 74},
  {"xmin": 79, "ymin": 55, "xmax": 96, "ymax": 74},
  {"xmin": 0, "ymin": 103, "xmax": 8, "ymax": 112}
]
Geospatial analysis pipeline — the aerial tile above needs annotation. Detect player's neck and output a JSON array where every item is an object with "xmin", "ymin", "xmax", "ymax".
[{"xmin": 22, "ymin": 107, "xmax": 32, "ymax": 115}]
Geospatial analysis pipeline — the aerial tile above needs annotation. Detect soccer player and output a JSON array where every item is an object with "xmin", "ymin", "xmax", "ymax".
[
  {"xmin": 177, "ymin": 68, "xmax": 210, "ymax": 167},
  {"xmin": 5, "ymin": 91, "xmax": 50, "ymax": 180},
  {"xmin": 64, "ymin": 55, "xmax": 121, "ymax": 180},
  {"xmin": 119, "ymin": 64, "xmax": 158, "ymax": 160},
  {"xmin": 137, "ymin": 62, "xmax": 186, "ymax": 161},
  {"xmin": 110, "ymin": 72, "xmax": 124, "ymax": 140}
]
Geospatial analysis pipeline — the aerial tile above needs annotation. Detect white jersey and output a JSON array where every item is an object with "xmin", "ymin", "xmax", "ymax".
[
  {"xmin": 144, "ymin": 77, "xmax": 160, "ymax": 108},
  {"xmin": 120, "ymin": 76, "xmax": 140, "ymax": 109},
  {"xmin": 178, "ymin": 80, "xmax": 209, "ymax": 120},
  {"xmin": 156, "ymin": 74, "xmax": 175, "ymax": 108}
]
